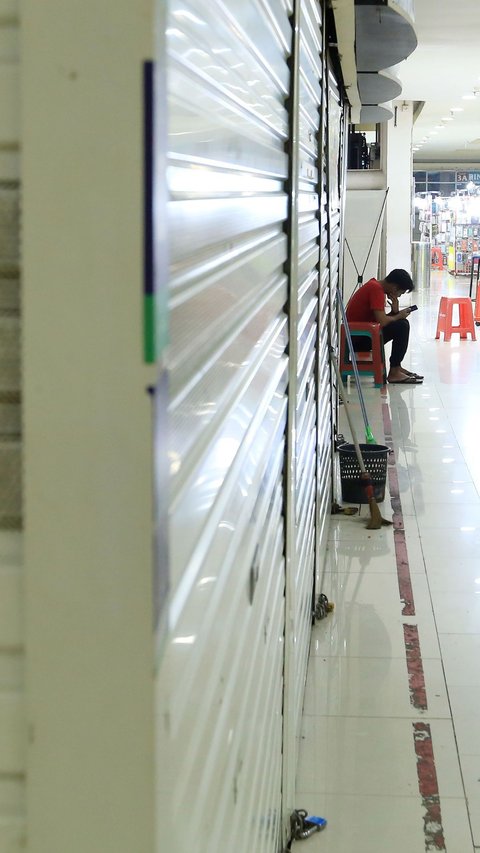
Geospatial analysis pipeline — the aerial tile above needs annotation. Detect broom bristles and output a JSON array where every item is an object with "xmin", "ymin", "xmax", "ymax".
[
  {"xmin": 366, "ymin": 497, "xmax": 383, "ymax": 529},
  {"xmin": 360, "ymin": 473, "xmax": 391, "ymax": 529}
]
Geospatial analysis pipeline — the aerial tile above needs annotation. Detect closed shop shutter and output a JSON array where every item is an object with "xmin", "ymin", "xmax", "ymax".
[
  {"xmin": 0, "ymin": 179, "xmax": 24, "ymax": 850},
  {"xmin": 324, "ymin": 60, "xmax": 345, "ymax": 479},
  {"xmin": 155, "ymin": 1, "xmax": 347, "ymax": 848},
  {"xmin": 156, "ymin": 1, "xmax": 292, "ymax": 850},
  {"xmin": 282, "ymin": 0, "xmax": 325, "ymax": 815},
  {"xmin": 317, "ymin": 56, "xmax": 344, "ymax": 557}
]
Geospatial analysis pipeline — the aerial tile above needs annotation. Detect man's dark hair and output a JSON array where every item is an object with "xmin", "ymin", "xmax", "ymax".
[{"xmin": 385, "ymin": 269, "xmax": 414, "ymax": 292}]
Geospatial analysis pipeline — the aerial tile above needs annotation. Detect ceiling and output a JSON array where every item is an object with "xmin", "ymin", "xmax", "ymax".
[{"xmin": 393, "ymin": 0, "xmax": 480, "ymax": 164}]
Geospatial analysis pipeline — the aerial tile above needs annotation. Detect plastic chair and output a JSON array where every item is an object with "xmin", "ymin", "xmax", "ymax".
[
  {"xmin": 339, "ymin": 322, "xmax": 387, "ymax": 388},
  {"xmin": 435, "ymin": 296, "xmax": 476, "ymax": 341}
]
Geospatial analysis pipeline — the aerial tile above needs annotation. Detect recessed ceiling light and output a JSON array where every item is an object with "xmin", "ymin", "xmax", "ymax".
[
  {"xmin": 442, "ymin": 116, "xmax": 453, "ymax": 121},
  {"xmin": 434, "ymin": 125, "xmax": 445, "ymax": 130},
  {"xmin": 451, "ymin": 107, "xmax": 464, "ymax": 112},
  {"xmin": 430, "ymin": 131, "xmax": 438, "ymax": 135},
  {"xmin": 462, "ymin": 94, "xmax": 476, "ymax": 100}
]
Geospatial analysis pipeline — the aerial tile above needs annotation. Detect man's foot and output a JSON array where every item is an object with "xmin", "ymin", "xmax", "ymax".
[
  {"xmin": 401, "ymin": 368, "xmax": 424, "ymax": 380},
  {"xmin": 387, "ymin": 368, "xmax": 423, "ymax": 384},
  {"xmin": 387, "ymin": 375, "xmax": 423, "ymax": 385}
]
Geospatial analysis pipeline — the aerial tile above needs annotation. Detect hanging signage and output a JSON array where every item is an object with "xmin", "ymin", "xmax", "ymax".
[{"xmin": 456, "ymin": 171, "xmax": 480, "ymax": 184}]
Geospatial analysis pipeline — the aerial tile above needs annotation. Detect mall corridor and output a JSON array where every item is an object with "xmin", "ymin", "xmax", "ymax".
[{"xmin": 296, "ymin": 271, "xmax": 480, "ymax": 852}]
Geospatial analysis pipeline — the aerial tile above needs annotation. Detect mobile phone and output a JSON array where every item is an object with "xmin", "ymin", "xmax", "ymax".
[{"xmin": 410, "ymin": 305, "xmax": 418, "ymax": 311}]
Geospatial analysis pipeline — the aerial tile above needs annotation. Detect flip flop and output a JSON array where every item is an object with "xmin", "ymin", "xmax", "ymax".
[
  {"xmin": 388, "ymin": 376, "xmax": 423, "ymax": 385},
  {"xmin": 403, "ymin": 369, "xmax": 424, "ymax": 380}
]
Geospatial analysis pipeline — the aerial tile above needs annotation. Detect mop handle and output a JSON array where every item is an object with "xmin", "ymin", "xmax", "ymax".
[
  {"xmin": 330, "ymin": 350, "xmax": 367, "ymax": 476},
  {"xmin": 336, "ymin": 287, "xmax": 371, "ymax": 431}
]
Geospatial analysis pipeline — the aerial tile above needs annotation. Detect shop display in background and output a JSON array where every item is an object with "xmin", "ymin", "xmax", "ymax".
[{"xmin": 413, "ymin": 177, "xmax": 480, "ymax": 277}]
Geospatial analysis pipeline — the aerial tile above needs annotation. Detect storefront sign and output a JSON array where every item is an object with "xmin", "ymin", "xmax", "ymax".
[{"xmin": 456, "ymin": 171, "xmax": 480, "ymax": 184}]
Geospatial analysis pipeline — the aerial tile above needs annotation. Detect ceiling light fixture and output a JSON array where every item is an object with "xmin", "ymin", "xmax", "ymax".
[
  {"xmin": 442, "ymin": 116, "xmax": 454, "ymax": 121},
  {"xmin": 462, "ymin": 93, "xmax": 476, "ymax": 100},
  {"xmin": 451, "ymin": 107, "xmax": 464, "ymax": 112}
]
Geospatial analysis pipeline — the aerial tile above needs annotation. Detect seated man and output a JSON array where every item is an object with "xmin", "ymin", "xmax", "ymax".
[{"xmin": 346, "ymin": 269, "xmax": 423, "ymax": 385}]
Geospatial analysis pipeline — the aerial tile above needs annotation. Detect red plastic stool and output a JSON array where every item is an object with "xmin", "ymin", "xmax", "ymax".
[
  {"xmin": 435, "ymin": 296, "xmax": 476, "ymax": 341},
  {"xmin": 340, "ymin": 322, "xmax": 386, "ymax": 388}
]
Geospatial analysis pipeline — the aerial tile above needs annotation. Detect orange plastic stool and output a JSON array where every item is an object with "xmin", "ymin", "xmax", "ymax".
[
  {"xmin": 431, "ymin": 247, "xmax": 444, "ymax": 270},
  {"xmin": 435, "ymin": 296, "xmax": 476, "ymax": 341},
  {"xmin": 340, "ymin": 322, "xmax": 386, "ymax": 388}
]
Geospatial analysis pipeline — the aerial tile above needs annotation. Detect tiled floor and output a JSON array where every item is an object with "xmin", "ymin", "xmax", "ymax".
[{"xmin": 296, "ymin": 271, "xmax": 480, "ymax": 852}]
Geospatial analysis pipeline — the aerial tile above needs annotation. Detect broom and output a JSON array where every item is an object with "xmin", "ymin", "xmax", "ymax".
[{"xmin": 330, "ymin": 350, "xmax": 391, "ymax": 530}]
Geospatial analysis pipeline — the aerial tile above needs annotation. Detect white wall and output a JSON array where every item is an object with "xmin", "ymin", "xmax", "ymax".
[
  {"xmin": 343, "ymin": 185, "xmax": 388, "ymax": 302},
  {"xmin": 21, "ymin": 4, "xmax": 155, "ymax": 851},
  {"xmin": 386, "ymin": 100, "xmax": 414, "ymax": 273}
]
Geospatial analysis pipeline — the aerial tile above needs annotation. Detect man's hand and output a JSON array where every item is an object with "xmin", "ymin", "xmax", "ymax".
[
  {"xmin": 373, "ymin": 305, "xmax": 412, "ymax": 327},
  {"xmin": 387, "ymin": 296, "xmax": 400, "ymax": 314}
]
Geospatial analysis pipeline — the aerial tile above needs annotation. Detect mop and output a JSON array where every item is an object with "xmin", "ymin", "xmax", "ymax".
[{"xmin": 330, "ymin": 350, "xmax": 391, "ymax": 530}]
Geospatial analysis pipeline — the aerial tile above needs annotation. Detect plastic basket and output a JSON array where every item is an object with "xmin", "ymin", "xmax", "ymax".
[{"xmin": 338, "ymin": 443, "xmax": 389, "ymax": 504}]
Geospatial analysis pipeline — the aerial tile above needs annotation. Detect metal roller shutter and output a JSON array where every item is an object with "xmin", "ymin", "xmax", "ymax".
[
  {"xmin": 327, "ymin": 62, "xmax": 344, "ymax": 331},
  {"xmin": 324, "ymin": 60, "xmax": 345, "ymax": 478},
  {"xmin": 156, "ymin": 1, "xmax": 292, "ymax": 850},
  {"xmin": 316, "ymin": 52, "xmax": 345, "ymax": 566},
  {"xmin": 282, "ymin": 0, "xmax": 325, "ymax": 817},
  {"xmin": 0, "ymin": 178, "xmax": 24, "ymax": 851}
]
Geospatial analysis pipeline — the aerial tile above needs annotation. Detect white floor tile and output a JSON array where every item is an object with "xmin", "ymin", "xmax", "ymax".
[
  {"xmin": 439, "ymin": 634, "xmax": 480, "ymax": 684},
  {"xmin": 398, "ymin": 533, "xmax": 427, "ymax": 574},
  {"xmin": 303, "ymin": 655, "xmax": 450, "ymax": 719},
  {"xmin": 447, "ymin": 690, "xmax": 480, "ymax": 755},
  {"xmin": 290, "ymin": 792, "xmax": 429, "ymax": 853},
  {"xmin": 425, "ymin": 556, "xmax": 480, "ymax": 593},
  {"xmin": 406, "ymin": 460, "xmax": 474, "ymax": 484},
  {"xmin": 458, "ymin": 755, "xmax": 480, "ymax": 846},
  {"xmin": 413, "ymin": 482, "xmax": 480, "ymax": 505},
  {"xmin": 313, "ymin": 572, "xmax": 406, "ymax": 657},
  {"xmin": 324, "ymin": 542, "xmax": 398, "ymax": 574},
  {"xmin": 328, "ymin": 516, "xmax": 395, "ymax": 541},
  {"xmin": 420, "ymin": 528, "xmax": 480, "ymax": 560},
  {"xmin": 428, "ymin": 718, "xmax": 466, "ymax": 798},
  {"xmin": 292, "ymin": 793, "xmax": 475, "ymax": 853},
  {"xmin": 415, "ymin": 503, "xmax": 480, "ymax": 527},
  {"xmin": 430, "ymin": 591, "xmax": 480, "ymax": 634},
  {"xmin": 440, "ymin": 797, "xmax": 476, "ymax": 853},
  {"xmin": 297, "ymin": 715, "xmax": 419, "ymax": 797}
]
